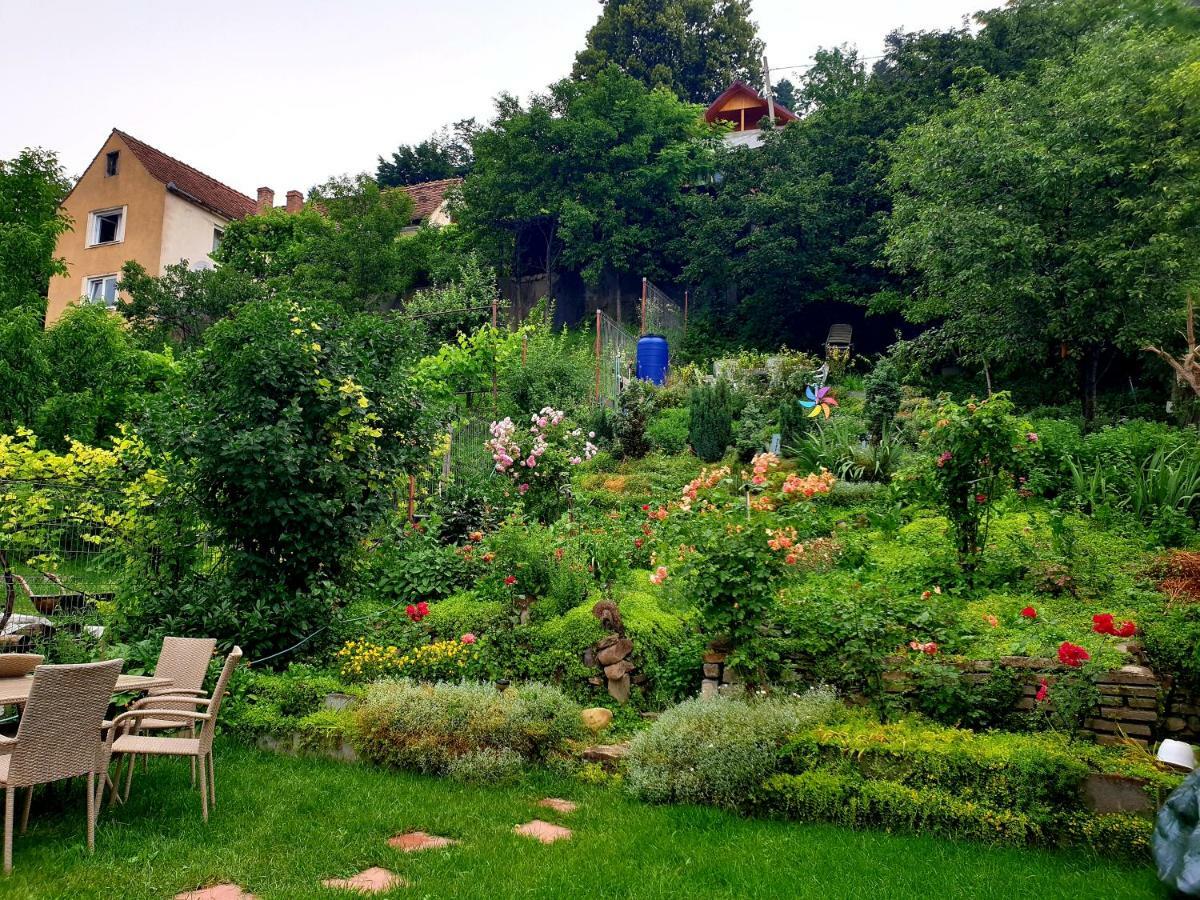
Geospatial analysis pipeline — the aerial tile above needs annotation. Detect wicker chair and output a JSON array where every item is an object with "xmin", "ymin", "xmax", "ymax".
[
  {"xmin": 104, "ymin": 647, "xmax": 242, "ymax": 822},
  {"xmin": 0, "ymin": 658, "xmax": 123, "ymax": 873}
]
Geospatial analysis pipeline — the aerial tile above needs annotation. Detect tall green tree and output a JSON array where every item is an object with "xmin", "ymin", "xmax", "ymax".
[
  {"xmin": 215, "ymin": 176, "xmax": 416, "ymax": 310},
  {"xmin": 458, "ymin": 66, "xmax": 714, "ymax": 290},
  {"xmin": 118, "ymin": 260, "xmax": 263, "ymax": 348},
  {"xmin": 573, "ymin": 0, "xmax": 764, "ymax": 103},
  {"xmin": 886, "ymin": 24, "xmax": 1200, "ymax": 419},
  {"xmin": 0, "ymin": 148, "xmax": 71, "ymax": 315},
  {"xmin": 376, "ymin": 119, "xmax": 480, "ymax": 187}
]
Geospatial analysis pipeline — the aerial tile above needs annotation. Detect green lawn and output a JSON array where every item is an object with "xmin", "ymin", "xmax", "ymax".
[{"xmin": 0, "ymin": 741, "xmax": 1165, "ymax": 900}]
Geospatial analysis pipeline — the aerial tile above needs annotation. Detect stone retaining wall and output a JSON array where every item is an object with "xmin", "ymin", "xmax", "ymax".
[{"xmin": 700, "ymin": 649, "xmax": 1196, "ymax": 750}]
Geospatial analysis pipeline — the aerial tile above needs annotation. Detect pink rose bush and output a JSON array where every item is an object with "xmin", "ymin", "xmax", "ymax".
[{"xmin": 486, "ymin": 407, "xmax": 597, "ymax": 521}]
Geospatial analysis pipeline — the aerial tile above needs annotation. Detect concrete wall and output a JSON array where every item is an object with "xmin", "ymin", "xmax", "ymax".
[
  {"xmin": 159, "ymin": 192, "xmax": 230, "ymax": 272},
  {"xmin": 46, "ymin": 132, "xmax": 166, "ymax": 325}
]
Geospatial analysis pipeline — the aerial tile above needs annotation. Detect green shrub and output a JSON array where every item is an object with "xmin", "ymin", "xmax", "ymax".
[
  {"xmin": 362, "ymin": 524, "xmax": 474, "ymax": 608},
  {"xmin": 223, "ymin": 666, "xmax": 357, "ymax": 738},
  {"xmin": 445, "ymin": 747, "xmax": 524, "ymax": 783},
  {"xmin": 760, "ymin": 772, "xmax": 1041, "ymax": 847},
  {"xmin": 778, "ymin": 398, "xmax": 806, "ymax": 456},
  {"xmin": 688, "ymin": 379, "xmax": 734, "ymax": 462},
  {"xmin": 626, "ymin": 690, "xmax": 840, "ymax": 809},
  {"xmin": 613, "ymin": 379, "xmax": 654, "ymax": 459},
  {"xmin": 353, "ymin": 680, "xmax": 583, "ymax": 775},
  {"xmin": 423, "ymin": 592, "xmax": 508, "ymax": 639},
  {"xmin": 646, "ymin": 406, "xmax": 690, "ymax": 454},
  {"xmin": 864, "ymin": 358, "xmax": 902, "ymax": 442},
  {"xmin": 733, "ymin": 398, "xmax": 771, "ymax": 462}
]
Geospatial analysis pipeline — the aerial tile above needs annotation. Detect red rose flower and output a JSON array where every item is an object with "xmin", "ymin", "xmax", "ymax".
[
  {"xmin": 417, "ymin": 601, "xmax": 429, "ymax": 616},
  {"xmin": 504, "ymin": 575, "xmax": 517, "ymax": 586},
  {"xmin": 405, "ymin": 604, "xmax": 416, "ymax": 618},
  {"xmin": 1035, "ymin": 678, "xmax": 1049, "ymax": 703},
  {"xmin": 1092, "ymin": 613, "xmax": 1115, "ymax": 635},
  {"xmin": 1114, "ymin": 620, "xmax": 1137, "ymax": 638},
  {"xmin": 642, "ymin": 504, "xmax": 650, "ymax": 511},
  {"xmin": 1058, "ymin": 641, "xmax": 1090, "ymax": 667},
  {"xmin": 1020, "ymin": 606, "xmax": 1037, "ymax": 619}
]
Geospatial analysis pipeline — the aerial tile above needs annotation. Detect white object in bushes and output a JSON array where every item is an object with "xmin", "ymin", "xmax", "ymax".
[{"xmin": 1158, "ymin": 739, "xmax": 1197, "ymax": 771}]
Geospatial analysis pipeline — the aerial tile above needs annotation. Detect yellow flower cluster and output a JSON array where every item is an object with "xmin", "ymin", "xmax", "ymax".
[{"xmin": 337, "ymin": 638, "xmax": 472, "ymax": 683}]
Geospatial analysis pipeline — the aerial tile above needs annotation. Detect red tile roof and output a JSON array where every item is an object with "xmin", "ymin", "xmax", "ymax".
[
  {"xmin": 114, "ymin": 129, "xmax": 259, "ymax": 220},
  {"xmin": 401, "ymin": 178, "xmax": 461, "ymax": 224}
]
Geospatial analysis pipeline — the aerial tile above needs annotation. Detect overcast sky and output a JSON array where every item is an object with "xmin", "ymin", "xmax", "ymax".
[{"xmin": 1, "ymin": 0, "xmax": 981, "ymax": 197}]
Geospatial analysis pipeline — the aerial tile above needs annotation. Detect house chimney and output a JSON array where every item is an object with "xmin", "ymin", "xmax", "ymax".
[
  {"xmin": 285, "ymin": 190, "xmax": 304, "ymax": 214},
  {"xmin": 256, "ymin": 186, "xmax": 275, "ymax": 214}
]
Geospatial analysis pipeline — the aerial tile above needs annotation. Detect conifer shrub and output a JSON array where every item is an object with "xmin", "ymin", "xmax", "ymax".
[{"xmin": 688, "ymin": 379, "xmax": 734, "ymax": 462}]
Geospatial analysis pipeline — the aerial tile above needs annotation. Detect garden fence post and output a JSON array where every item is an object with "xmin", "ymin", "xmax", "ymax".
[
  {"xmin": 641, "ymin": 277, "xmax": 647, "ymax": 336},
  {"xmin": 595, "ymin": 309, "xmax": 602, "ymax": 403}
]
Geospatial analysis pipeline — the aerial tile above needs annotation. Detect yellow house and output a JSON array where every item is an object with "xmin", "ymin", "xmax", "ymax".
[{"xmin": 45, "ymin": 129, "xmax": 296, "ymax": 326}]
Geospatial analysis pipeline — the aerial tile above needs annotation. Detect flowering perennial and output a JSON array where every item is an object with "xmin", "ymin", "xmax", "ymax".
[
  {"xmin": 337, "ymin": 638, "xmax": 473, "ymax": 683},
  {"xmin": 1092, "ymin": 613, "xmax": 1136, "ymax": 638},
  {"xmin": 1057, "ymin": 641, "xmax": 1090, "ymax": 668}
]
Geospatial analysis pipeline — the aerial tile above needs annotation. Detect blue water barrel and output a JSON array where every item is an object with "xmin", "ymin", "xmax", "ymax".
[{"xmin": 636, "ymin": 335, "xmax": 669, "ymax": 386}]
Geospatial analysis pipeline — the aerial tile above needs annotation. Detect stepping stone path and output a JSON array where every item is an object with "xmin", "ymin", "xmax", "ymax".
[
  {"xmin": 322, "ymin": 867, "xmax": 407, "ymax": 893},
  {"xmin": 514, "ymin": 819, "xmax": 573, "ymax": 844},
  {"xmin": 174, "ymin": 887, "xmax": 257, "ymax": 900},
  {"xmin": 388, "ymin": 831, "xmax": 459, "ymax": 852},
  {"xmin": 537, "ymin": 798, "xmax": 577, "ymax": 814}
]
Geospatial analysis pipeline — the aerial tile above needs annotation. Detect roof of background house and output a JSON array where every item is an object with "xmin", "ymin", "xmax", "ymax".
[
  {"xmin": 401, "ymin": 177, "xmax": 462, "ymax": 224},
  {"xmin": 704, "ymin": 81, "xmax": 799, "ymax": 126},
  {"xmin": 113, "ymin": 129, "xmax": 259, "ymax": 220}
]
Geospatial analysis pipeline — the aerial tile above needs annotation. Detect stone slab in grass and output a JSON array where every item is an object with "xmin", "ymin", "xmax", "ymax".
[
  {"xmin": 514, "ymin": 819, "xmax": 573, "ymax": 844},
  {"xmin": 174, "ymin": 886, "xmax": 257, "ymax": 900},
  {"xmin": 388, "ymin": 831, "xmax": 460, "ymax": 852},
  {"xmin": 322, "ymin": 867, "xmax": 408, "ymax": 892},
  {"xmin": 537, "ymin": 798, "xmax": 577, "ymax": 814}
]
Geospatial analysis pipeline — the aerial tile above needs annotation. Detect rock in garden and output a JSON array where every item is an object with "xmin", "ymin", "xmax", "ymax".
[
  {"xmin": 597, "ymin": 638, "xmax": 633, "ymax": 666},
  {"xmin": 607, "ymin": 673, "xmax": 631, "ymax": 703},
  {"xmin": 580, "ymin": 707, "xmax": 613, "ymax": 732},
  {"xmin": 603, "ymin": 659, "xmax": 634, "ymax": 680},
  {"xmin": 582, "ymin": 743, "xmax": 630, "ymax": 764}
]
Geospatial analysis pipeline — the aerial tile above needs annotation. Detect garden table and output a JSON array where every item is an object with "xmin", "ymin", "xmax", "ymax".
[{"xmin": 0, "ymin": 674, "xmax": 172, "ymax": 707}]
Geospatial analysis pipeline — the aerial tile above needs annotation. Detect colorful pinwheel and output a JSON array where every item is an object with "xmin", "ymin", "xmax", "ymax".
[{"xmin": 799, "ymin": 384, "xmax": 838, "ymax": 419}]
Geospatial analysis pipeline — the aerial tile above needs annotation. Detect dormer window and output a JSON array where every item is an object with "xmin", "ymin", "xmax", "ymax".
[
  {"xmin": 86, "ymin": 206, "xmax": 125, "ymax": 246},
  {"xmin": 105, "ymin": 150, "xmax": 119, "ymax": 176}
]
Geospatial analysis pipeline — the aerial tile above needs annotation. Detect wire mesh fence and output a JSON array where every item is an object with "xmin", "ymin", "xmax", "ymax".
[
  {"xmin": 640, "ymin": 279, "xmax": 686, "ymax": 340},
  {"xmin": 594, "ymin": 310, "xmax": 638, "ymax": 407}
]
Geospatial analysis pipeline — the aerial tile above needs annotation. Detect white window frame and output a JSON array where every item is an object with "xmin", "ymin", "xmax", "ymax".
[
  {"xmin": 212, "ymin": 226, "xmax": 224, "ymax": 253},
  {"xmin": 86, "ymin": 206, "xmax": 127, "ymax": 247},
  {"xmin": 84, "ymin": 274, "xmax": 120, "ymax": 308}
]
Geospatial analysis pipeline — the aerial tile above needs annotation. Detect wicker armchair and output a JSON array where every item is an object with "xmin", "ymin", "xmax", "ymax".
[
  {"xmin": 0, "ymin": 658, "xmax": 123, "ymax": 873},
  {"xmin": 103, "ymin": 647, "xmax": 242, "ymax": 822}
]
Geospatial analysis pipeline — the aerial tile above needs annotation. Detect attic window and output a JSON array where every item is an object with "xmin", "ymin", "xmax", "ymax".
[
  {"xmin": 87, "ymin": 207, "xmax": 125, "ymax": 246},
  {"xmin": 105, "ymin": 151, "xmax": 119, "ymax": 176}
]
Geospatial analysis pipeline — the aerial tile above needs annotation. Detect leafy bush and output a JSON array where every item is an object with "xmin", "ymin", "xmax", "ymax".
[
  {"xmin": 864, "ymin": 358, "xmax": 902, "ymax": 442},
  {"xmin": 131, "ymin": 298, "xmax": 433, "ymax": 656},
  {"xmin": 353, "ymin": 680, "xmax": 583, "ymax": 774},
  {"xmin": 361, "ymin": 523, "xmax": 475, "ymax": 608},
  {"xmin": 688, "ymin": 379, "xmax": 734, "ymax": 462},
  {"xmin": 733, "ymin": 398, "xmax": 771, "ymax": 462},
  {"xmin": 613, "ymin": 379, "xmax": 654, "ymax": 459},
  {"xmin": 646, "ymin": 406, "xmax": 690, "ymax": 454},
  {"xmin": 761, "ymin": 771, "xmax": 1042, "ymax": 847},
  {"xmin": 445, "ymin": 747, "xmax": 524, "ymax": 783},
  {"xmin": 625, "ymin": 689, "xmax": 840, "ymax": 809},
  {"xmin": 926, "ymin": 393, "xmax": 1034, "ymax": 575}
]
